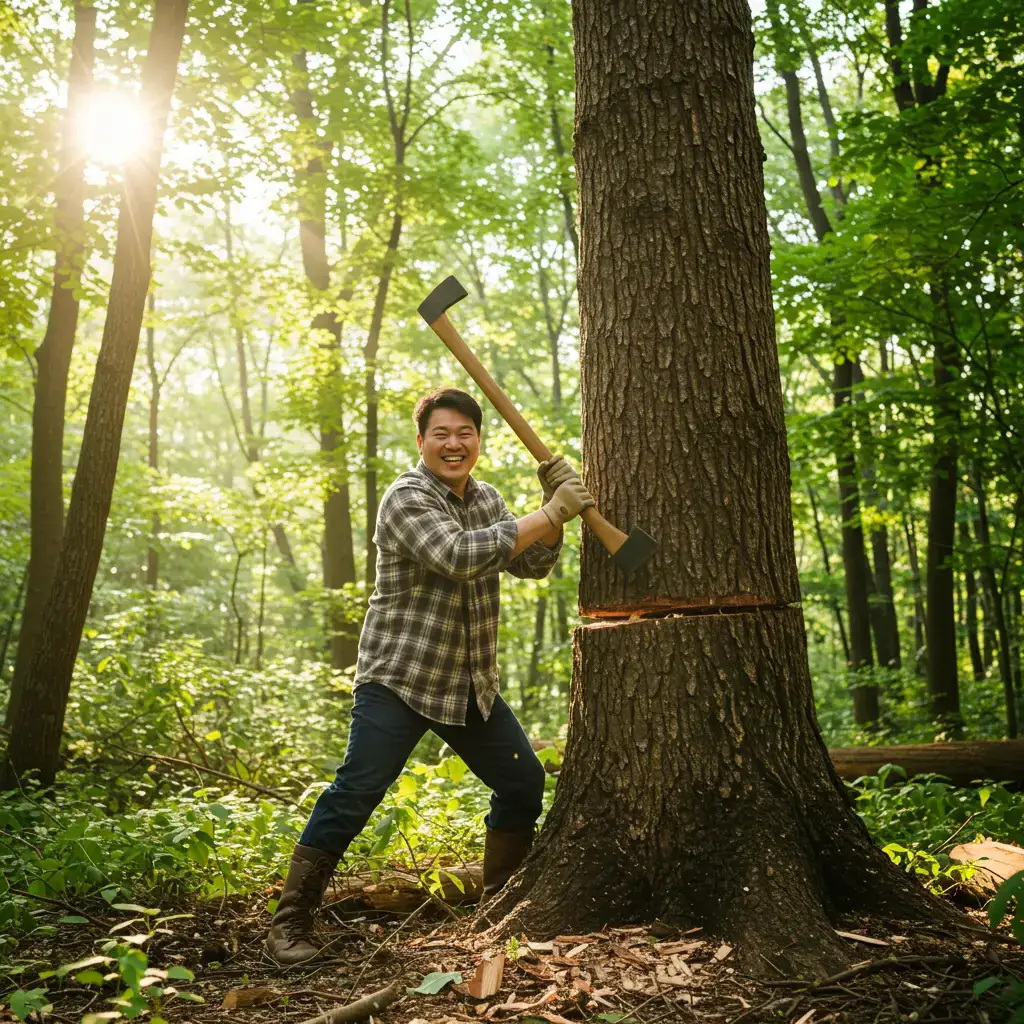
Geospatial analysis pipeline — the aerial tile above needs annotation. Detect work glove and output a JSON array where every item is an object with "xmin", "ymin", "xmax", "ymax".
[
  {"xmin": 541, "ymin": 479, "xmax": 595, "ymax": 528},
  {"xmin": 537, "ymin": 454, "xmax": 581, "ymax": 503}
]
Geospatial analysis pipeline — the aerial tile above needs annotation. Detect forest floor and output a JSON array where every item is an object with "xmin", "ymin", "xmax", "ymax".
[{"xmin": 7, "ymin": 885, "xmax": 1023, "ymax": 1024}]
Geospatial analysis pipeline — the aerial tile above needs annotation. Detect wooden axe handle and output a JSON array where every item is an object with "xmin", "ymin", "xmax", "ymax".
[{"xmin": 428, "ymin": 312, "xmax": 629, "ymax": 556}]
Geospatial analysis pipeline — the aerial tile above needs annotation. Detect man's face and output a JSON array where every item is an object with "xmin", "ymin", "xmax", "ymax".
[{"xmin": 417, "ymin": 407, "xmax": 480, "ymax": 493}]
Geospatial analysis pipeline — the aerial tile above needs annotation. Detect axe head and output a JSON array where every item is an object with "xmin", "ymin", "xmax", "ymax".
[
  {"xmin": 418, "ymin": 276, "xmax": 468, "ymax": 325},
  {"xmin": 611, "ymin": 526, "xmax": 658, "ymax": 575}
]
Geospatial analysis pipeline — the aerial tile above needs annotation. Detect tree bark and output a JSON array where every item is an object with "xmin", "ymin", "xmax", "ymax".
[
  {"xmin": 958, "ymin": 517, "xmax": 985, "ymax": 683},
  {"xmin": 1, "ymin": 0, "xmax": 189, "ymax": 789},
  {"xmin": 290, "ymin": 50, "xmax": 357, "ymax": 669},
  {"xmin": 483, "ymin": 0, "xmax": 955, "ymax": 974},
  {"xmin": 830, "ymin": 740, "xmax": 1024, "ymax": 788},
  {"xmin": 8, "ymin": 2, "xmax": 96, "ymax": 725}
]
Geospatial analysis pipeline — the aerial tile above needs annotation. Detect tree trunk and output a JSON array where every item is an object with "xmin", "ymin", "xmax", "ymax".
[
  {"xmin": 483, "ymin": 0, "xmax": 954, "ymax": 974},
  {"xmin": 8, "ymin": 2, "xmax": 96, "ymax": 726},
  {"xmin": 973, "ymin": 470, "xmax": 1017, "ymax": 738},
  {"xmin": 904, "ymin": 513, "xmax": 928, "ymax": 678},
  {"xmin": 830, "ymin": 740, "xmax": 1024, "ymax": 788},
  {"xmin": 290, "ymin": 50, "xmax": 357, "ymax": 669},
  {"xmin": 834, "ymin": 358, "xmax": 878, "ymax": 723},
  {"xmin": 146, "ymin": 292, "xmax": 160, "ymax": 589},
  {"xmin": 807, "ymin": 485, "xmax": 851, "ymax": 665},
  {"xmin": 1013, "ymin": 590, "xmax": 1023, "ymax": 719},
  {"xmin": 524, "ymin": 594, "xmax": 547, "ymax": 714},
  {"xmin": 958, "ymin": 517, "xmax": 985, "ymax": 683},
  {"xmin": 364, "ymin": 210, "xmax": 403, "ymax": 589},
  {"xmin": 1, "ymin": 0, "xmax": 189, "ymax": 790},
  {"xmin": 925, "ymin": 326, "xmax": 962, "ymax": 731}
]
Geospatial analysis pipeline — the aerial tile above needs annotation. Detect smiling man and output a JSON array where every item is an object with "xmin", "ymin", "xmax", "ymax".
[{"xmin": 266, "ymin": 387, "xmax": 593, "ymax": 964}]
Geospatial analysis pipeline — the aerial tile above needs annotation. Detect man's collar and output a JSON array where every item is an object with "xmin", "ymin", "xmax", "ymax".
[{"xmin": 415, "ymin": 460, "xmax": 479, "ymax": 502}]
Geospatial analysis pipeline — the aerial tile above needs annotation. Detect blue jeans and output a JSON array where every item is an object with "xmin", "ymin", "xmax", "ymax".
[{"xmin": 299, "ymin": 683, "xmax": 546, "ymax": 857}]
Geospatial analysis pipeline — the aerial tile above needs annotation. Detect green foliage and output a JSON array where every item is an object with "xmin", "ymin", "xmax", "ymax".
[{"xmin": 851, "ymin": 767, "xmax": 1024, "ymax": 891}]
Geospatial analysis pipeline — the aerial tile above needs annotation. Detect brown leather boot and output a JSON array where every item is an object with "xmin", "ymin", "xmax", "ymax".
[
  {"xmin": 482, "ymin": 827, "xmax": 533, "ymax": 898},
  {"xmin": 265, "ymin": 844, "xmax": 338, "ymax": 965}
]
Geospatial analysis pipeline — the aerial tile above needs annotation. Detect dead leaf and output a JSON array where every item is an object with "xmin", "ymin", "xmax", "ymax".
[
  {"xmin": 655, "ymin": 970, "xmax": 691, "ymax": 990},
  {"xmin": 465, "ymin": 953, "xmax": 505, "ymax": 999},
  {"xmin": 714, "ymin": 943, "xmax": 733, "ymax": 961},
  {"xmin": 571, "ymin": 977, "xmax": 592, "ymax": 994},
  {"xmin": 564, "ymin": 943, "xmax": 590, "ymax": 960},
  {"xmin": 221, "ymin": 986, "xmax": 279, "ymax": 1009},
  {"xmin": 655, "ymin": 940, "xmax": 703, "ymax": 956},
  {"xmin": 835, "ymin": 930, "xmax": 889, "ymax": 947},
  {"xmin": 555, "ymin": 935, "xmax": 594, "ymax": 944},
  {"xmin": 537, "ymin": 1013, "xmax": 577, "ymax": 1024},
  {"xmin": 793, "ymin": 1010, "xmax": 815, "ymax": 1024}
]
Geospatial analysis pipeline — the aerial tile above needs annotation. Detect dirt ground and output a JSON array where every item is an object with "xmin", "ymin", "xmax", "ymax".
[{"xmin": 4, "ymin": 887, "xmax": 1023, "ymax": 1024}]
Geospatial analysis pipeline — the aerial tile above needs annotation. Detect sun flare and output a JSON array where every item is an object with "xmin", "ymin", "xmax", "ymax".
[{"xmin": 76, "ymin": 91, "xmax": 149, "ymax": 166}]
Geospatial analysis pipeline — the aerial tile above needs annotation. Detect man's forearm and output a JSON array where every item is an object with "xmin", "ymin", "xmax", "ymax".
[{"xmin": 511, "ymin": 509, "xmax": 563, "ymax": 558}]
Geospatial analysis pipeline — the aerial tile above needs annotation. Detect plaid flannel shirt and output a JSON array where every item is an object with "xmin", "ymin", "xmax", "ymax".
[{"xmin": 354, "ymin": 461, "xmax": 562, "ymax": 725}]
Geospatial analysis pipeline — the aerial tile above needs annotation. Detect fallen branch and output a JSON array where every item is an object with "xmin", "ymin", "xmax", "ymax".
[
  {"xmin": 295, "ymin": 979, "xmax": 403, "ymax": 1024},
  {"xmin": 125, "ymin": 750, "xmax": 291, "ymax": 802},
  {"xmin": 10, "ymin": 888, "xmax": 105, "ymax": 927}
]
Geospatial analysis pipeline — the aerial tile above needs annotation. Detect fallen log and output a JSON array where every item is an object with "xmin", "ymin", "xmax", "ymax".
[
  {"xmin": 535, "ymin": 738, "xmax": 1024, "ymax": 786},
  {"xmin": 828, "ymin": 741, "xmax": 1024, "ymax": 787},
  {"xmin": 949, "ymin": 839, "xmax": 1024, "ymax": 898}
]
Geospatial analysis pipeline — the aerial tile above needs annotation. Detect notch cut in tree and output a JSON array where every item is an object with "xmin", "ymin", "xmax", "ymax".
[
  {"xmin": 1, "ymin": 0, "xmax": 190, "ymax": 790},
  {"xmin": 479, "ymin": 0, "xmax": 960, "ymax": 976}
]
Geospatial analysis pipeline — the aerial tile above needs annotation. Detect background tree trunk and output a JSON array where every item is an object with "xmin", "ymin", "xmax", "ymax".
[
  {"xmin": 8, "ymin": 2, "xmax": 96, "ymax": 727},
  {"xmin": 1, "ymin": 0, "xmax": 190, "ymax": 789},
  {"xmin": 290, "ymin": 50, "xmax": 357, "ymax": 669},
  {"xmin": 146, "ymin": 292, "xmax": 160, "ymax": 589},
  {"xmin": 484, "ymin": 0, "xmax": 953, "ymax": 975},
  {"xmin": 958, "ymin": 517, "xmax": 985, "ymax": 683}
]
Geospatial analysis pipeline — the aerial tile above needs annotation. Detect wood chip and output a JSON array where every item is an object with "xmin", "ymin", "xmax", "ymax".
[
  {"xmin": 655, "ymin": 969, "xmax": 692, "ymax": 989},
  {"xmin": 793, "ymin": 1010, "xmax": 815, "ymax": 1024},
  {"xmin": 714, "ymin": 943, "xmax": 733, "ymax": 961},
  {"xmin": 526, "ymin": 941, "xmax": 554, "ymax": 953},
  {"xmin": 564, "ymin": 943, "xmax": 590, "ymax": 960},
  {"xmin": 835, "ymin": 930, "xmax": 889, "ymax": 947},
  {"xmin": 671, "ymin": 955, "xmax": 693, "ymax": 977},
  {"xmin": 465, "ymin": 953, "xmax": 505, "ymax": 999},
  {"xmin": 611, "ymin": 943, "xmax": 648, "ymax": 969},
  {"xmin": 555, "ymin": 935, "xmax": 595, "ymax": 944},
  {"xmin": 656, "ymin": 940, "xmax": 703, "ymax": 956},
  {"xmin": 516, "ymin": 960, "xmax": 554, "ymax": 981}
]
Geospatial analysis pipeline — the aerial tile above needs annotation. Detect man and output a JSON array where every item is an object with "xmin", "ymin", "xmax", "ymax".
[{"xmin": 267, "ymin": 387, "xmax": 593, "ymax": 964}]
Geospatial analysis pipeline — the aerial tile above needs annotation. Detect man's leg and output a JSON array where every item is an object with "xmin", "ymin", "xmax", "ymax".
[
  {"xmin": 434, "ymin": 692, "xmax": 546, "ymax": 898},
  {"xmin": 267, "ymin": 684, "xmax": 426, "ymax": 964}
]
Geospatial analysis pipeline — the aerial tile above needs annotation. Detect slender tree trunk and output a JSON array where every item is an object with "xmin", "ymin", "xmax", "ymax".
[
  {"xmin": 0, "ymin": 567, "xmax": 28, "ymax": 682},
  {"xmin": 973, "ymin": 470, "xmax": 1017, "ymax": 738},
  {"xmin": 807, "ymin": 485, "xmax": 851, "ymax": 665},
  {"xmin": 1, "ymin": 0, "xmax": 190, "ymax": 790},
  {"xmin": 525, "ymin": 595, "xmax": 547, "ymax": 715},
  {"xmin": 484, "ymin": 0, "xmax": 955, "ymax": 972},
  {"xmin": 364, "ymin": 209, "xmax": 403, "ymax": 588},
  {"xmin": 146, "ymin": 292, "xmax": 160, "ymax": 589},
  {"xmin": 1013, "ymin": 590, "xmax": 1023, "ymax": 719},
  {"xmin": 834, "ymin": 358, "xmax": 877, "ymax": 723},
  {"xmin": 958, "ymin": 517, "xmax": 985, "ymax": 683},
  {"xmin": 256, "ymin": 534, "xmax": 267, "ymax": 670},
  {"xmin": 925, "ymin": 322, "xmax": 962, "ymax": 730},
  {"xmin": 8, "ymin": 2, "xmax": 96, "ymax": 727},
  {"xmin": 290, "ymin": 50, "xmax": 357, "ymax": 669},
  {"xmin": 982, "ymin": 574, "xmax": 996, "ymax": 671},
  {"xmin": 904, "ymin": 513, "xmax": 928, "ymax": 677}
]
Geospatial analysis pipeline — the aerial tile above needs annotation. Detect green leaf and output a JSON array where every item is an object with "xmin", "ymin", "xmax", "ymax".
[
  {"xmin": 165, "ymin": 966, "xmax": 194, "ymax": 981},
  {"xmin": 57, "ymin": 956, "xmax": 113, "ymax": 977},
  {"xmin": 204, "ymin": 730, "xmax": 222, "ymax": 741},
  {"xmin": 989, "ymin": 870, "xmax": 1024, "ymax": 929},
  {"xmin": 973, "ymin": 976, "xmax": 1001, "ymax": 997},
  {"xmin": 397, "ymin": 775, "xmax": 418, "ymax": 798},
  {"xmin": 59, "ymin": 915, "xmax": 89, "ymax": 924},
  {"xmin": 82, "ymin": 1012, "xmax": 122, "ymax": 1024},
  {"xmin": 75, "ymin": 970, "xmax": 108, "ymax": 986},
  {"xmin": 10, "ymin": 989, "xmax": 51, "ymax": 1021},
  {"xmin": 175, "ymin": 992, "xmax": 205, "ymax": 1003},
  {"xmin": 112, "ymin": 904, "xmax": 160, "ymax": 915},
  {"xmin": 407, "ymin": 971, "xmax": 462, "ymax": 995}
]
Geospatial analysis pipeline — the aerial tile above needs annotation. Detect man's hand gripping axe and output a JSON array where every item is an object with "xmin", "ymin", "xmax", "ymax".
[{"xmin": 418, "ymin": 275, "xmax": 657, "ymax": 575}]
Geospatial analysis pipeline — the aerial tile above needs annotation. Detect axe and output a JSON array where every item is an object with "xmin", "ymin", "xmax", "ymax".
[{"xmin": 418, "ymin": 275, "xmax": 656, "ymax": 575}]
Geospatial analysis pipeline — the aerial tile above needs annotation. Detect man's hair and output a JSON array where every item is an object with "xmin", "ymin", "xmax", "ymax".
[{"xmin": 414, "ymin": 388, "xmax": 482, "ymax": 436}]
